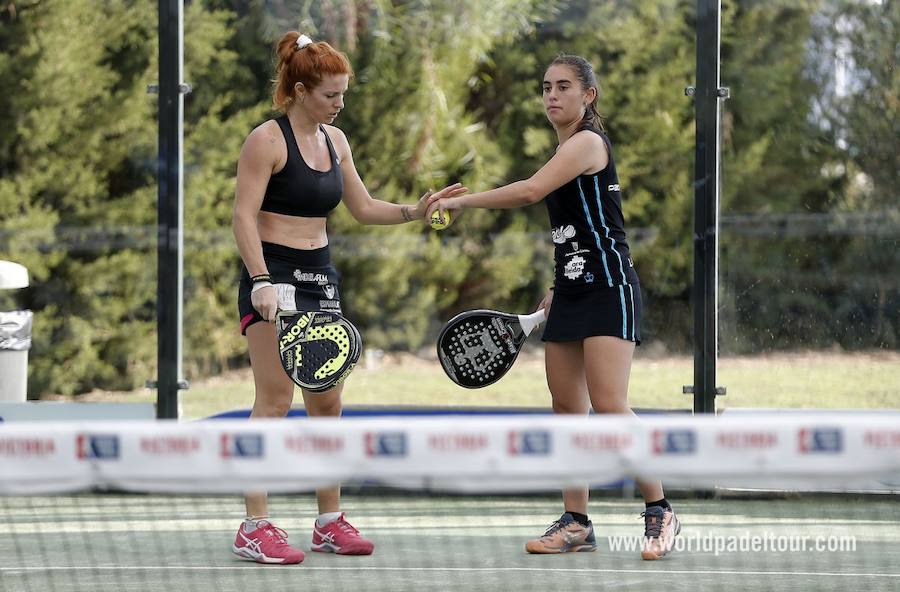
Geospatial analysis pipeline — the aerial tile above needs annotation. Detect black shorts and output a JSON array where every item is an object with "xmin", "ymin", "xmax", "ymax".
[
  {"xmin": 238, "ymin": 242, "xmax": 342, "ymax": 335},
  {"xmin": 541, "ymin": 283, "xmax": 642, "ymax": 344}
]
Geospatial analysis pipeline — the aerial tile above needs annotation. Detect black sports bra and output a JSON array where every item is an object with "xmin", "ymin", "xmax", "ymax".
[{"xmin": 260, "ymin": 115, "xmax": 343, "ymax": 217}]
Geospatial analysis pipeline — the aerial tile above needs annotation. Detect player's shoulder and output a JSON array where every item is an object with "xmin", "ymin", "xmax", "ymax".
[
  {"xmin": 322, "ymin": 124, "xmax": 350, "ymax": 161},
  {"xmin": 240, "ymin": 119, "xmax": 286, "ymax": 164},
  {"xmin": 561, "ymin": 127, "xmax": 607, "ymax": 154},
  {"xmin": 572, "ymin": 126, "xmax": 607, "ymax": 145},
  {"xmin": 247, "ymin": 118, "xmax": 284, "ymax": 143},
  {"xmin": 244, "ymin": 119, "xmax": 283, "ymax": 147},
  {"xmin": 322, "ymin": 123, "xmax": 348, "ymax": 145}
]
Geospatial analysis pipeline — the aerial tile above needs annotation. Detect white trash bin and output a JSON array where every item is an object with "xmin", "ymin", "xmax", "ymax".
[{"xmin": 0, "ymin": 261, "xmax": 30, "ymax": 402}]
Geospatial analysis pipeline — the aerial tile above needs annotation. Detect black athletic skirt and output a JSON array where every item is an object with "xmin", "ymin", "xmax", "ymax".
[
  {"xmin": 541, "ymin": 283, "xmax": 642, "ymax": 344},
  {"xmin": 238, "ymin": 242, "xmax": 342, "ymax": 335}
]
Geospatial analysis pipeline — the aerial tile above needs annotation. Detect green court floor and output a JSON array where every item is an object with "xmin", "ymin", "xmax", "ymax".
[{"xmin": 1, "ymin": 493, "xmax": 897, "ymax": 592}]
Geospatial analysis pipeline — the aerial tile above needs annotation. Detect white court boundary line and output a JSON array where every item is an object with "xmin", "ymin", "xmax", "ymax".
[{"xmin": 0, "ymin": 566, "xmax": 897, "ymax": 578}]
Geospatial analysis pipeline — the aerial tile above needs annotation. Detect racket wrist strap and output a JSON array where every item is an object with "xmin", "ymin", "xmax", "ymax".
[{"xmin": 251, "ymin": 281, "xmax": 273, "ymax": 294}]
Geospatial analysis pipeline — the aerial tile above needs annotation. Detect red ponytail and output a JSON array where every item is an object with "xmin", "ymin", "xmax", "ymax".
[{"xmin": 272, "ymin": 32, "xmax": 353, "ymax": 112}]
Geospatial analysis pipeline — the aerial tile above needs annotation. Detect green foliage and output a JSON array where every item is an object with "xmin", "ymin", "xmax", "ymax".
[
  {"xmin": 717, "ymin": 0, "xmax": 898, "ymax": 353},
  {"xmin": 1, "ymin": 0, "xmax": 157, "ymax": 394},
  {"xmin": 0, "ymin": 0, "xmax": 895, "ymax": 396}
]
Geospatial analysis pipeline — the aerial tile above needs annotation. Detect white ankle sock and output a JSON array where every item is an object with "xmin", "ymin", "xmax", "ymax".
[
  {"xmin": 316, "ymin": 511, "xmax": 342, "ymax": 527},
  {"xmin": 243, "ymin": 516, "xmax": 268, "ymax": 532}
]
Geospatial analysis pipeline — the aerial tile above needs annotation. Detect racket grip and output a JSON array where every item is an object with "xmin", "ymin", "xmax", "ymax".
[{"xmin": 518, "ymin": 308, "xmax": 547, "ymax": 337}]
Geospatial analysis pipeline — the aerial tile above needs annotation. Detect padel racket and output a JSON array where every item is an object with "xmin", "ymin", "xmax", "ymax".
[
  {"xmin": 276, "ymin": 310, "xmax": 361, "ymax": 392},
  {"xmin": 437, "ymin": 308, "xmax": 546, "ymax": 389}
]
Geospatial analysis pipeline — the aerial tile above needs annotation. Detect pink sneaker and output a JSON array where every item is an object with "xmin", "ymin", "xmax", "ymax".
[
  {"xmin": 232, "ymin": 520, "xmax": 305, "ymax": 564},
  {"xmin": 311, "ymin": 513, "xmax": 374, "ymax": 555}
]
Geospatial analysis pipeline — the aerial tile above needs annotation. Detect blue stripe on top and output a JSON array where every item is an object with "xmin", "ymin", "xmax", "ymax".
[
  {"xmin": 592, "ymin": 176, "xmax": 626, "ymax": 284},
  {"xmin": 577, "ymin": 177, "xmax": 613, "ymax": 286}
]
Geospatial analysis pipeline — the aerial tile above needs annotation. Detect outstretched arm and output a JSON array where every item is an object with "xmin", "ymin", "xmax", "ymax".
[
  {"xmin": 426, "ymin": 130, "xmax": 608, "ymax": 216},
  {"xmin": 329, "ymin": 126, "xmax": 468, "ymax": 224}
]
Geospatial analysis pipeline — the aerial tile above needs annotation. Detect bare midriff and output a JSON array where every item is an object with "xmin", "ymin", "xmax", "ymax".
[{"xmin": 257, "ymin": 210, "xmax": 329, "ymax": 250}]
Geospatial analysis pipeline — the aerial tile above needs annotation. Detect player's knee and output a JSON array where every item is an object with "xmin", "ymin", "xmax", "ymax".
[
  {"xmin": 252, "ymin": 389, "xmax": 294, "ymax": 418},
  {"xmin": 551, "ymin": 398, "xmax": 587, "ymax": 415},
  {"xmin": 304, "ymin": 394, "xmax": 342, "ymax": 417},
  {"xmin": 590, "ymin": 396, "xmax": 629, "ymax": 415}
]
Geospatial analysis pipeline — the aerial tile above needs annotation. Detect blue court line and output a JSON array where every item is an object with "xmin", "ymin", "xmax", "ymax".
[{"xmin": 205, "ymin": 406, "xmax": 691, "ymax": 420}]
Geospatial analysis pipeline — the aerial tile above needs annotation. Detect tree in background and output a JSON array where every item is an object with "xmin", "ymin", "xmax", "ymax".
[
  {"xmin": 1, "ymin": 0, "xmax": 895, "ymax": 397},
  {"xmin": 718, "ymin": 0, "xmax": 898, "ymax": 352},
  {"xmin": 0, "ymin": 0, "xmax": 273, "ymax": 393},
  {"xmin": 0, "ymin": 0, "xmax": 158, "ymax": 394}
]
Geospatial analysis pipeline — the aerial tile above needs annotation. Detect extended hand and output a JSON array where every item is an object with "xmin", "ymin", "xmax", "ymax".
[{"xmin": 422, "ymin": 183, "xmax": 467, "ymax": 224}]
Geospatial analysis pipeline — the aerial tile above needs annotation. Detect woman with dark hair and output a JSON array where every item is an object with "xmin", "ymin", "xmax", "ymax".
[
  {"xmin": 427, "ymin": 54, "xmax": 680, "ymax": 560},
  {"xmin": 231, "ymin": 32, "xmax": 465, "ymax": 565}
]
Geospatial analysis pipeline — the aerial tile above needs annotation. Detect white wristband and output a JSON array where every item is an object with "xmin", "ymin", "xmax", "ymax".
[{"xmin": 251, "ymin": 281, "xmax": 273, "ymax": 294}]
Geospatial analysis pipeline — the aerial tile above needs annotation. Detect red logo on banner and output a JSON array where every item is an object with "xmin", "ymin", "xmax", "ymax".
[
  {"xmin": 0, "ymin": 438, "xmax": 56, "ymax": 457},
  {"xmin": 285, "ymin": 435, "xmax": 345, "ymax": 453},
  {"xmin": 139, "ymin": 437, "xmax": 200, "ymax": 455},
  {"xmin": 716, "ymin": 432, "xmax": 778, "ymax": 449},
  {"xmin": 864, "ymin": 431, "xmax": 900, "ymax": 448},
  {"xmin": 428, "ymin": 433, "xmax": 488, "ymax": 451},
  {"xmin": 571, "ymin": 433, "xmax": 632, "ymax": 451}
]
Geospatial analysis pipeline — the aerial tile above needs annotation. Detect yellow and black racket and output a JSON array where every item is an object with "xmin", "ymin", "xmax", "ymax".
[{"xmin": 276, "ymin": 310, "xmax": 361, "ymax": 392}]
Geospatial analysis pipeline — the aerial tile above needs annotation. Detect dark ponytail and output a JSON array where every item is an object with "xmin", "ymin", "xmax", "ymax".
[{"xmin": 548, "ymin": 54, "xmax": 604, "ymax": 131}]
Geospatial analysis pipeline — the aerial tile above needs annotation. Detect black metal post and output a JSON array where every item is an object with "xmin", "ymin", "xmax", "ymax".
[
  {"xmin": 156, "ymin": 0, "xmax": 185, "ymax": 419},
  {"xmin": 691, "ymin": 0, "xmax": 723, "ymax": 414}
]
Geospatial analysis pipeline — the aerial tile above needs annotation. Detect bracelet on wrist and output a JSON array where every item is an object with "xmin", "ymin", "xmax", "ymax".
[
  {"xmin": 250, "ymin": 274, "xmax": 272, "ymax": 284},
  {"xmin": 401, "ymin": 206, "xmax": 413, "ymax": 223}
]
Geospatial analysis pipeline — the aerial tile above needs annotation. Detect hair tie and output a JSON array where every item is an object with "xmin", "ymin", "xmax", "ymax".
[{"xmin": 295, "ymin": 34, "xmax": 313, "ymax": 50}]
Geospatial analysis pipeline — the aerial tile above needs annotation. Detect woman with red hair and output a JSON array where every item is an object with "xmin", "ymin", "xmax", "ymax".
[{"xmin": 231, "ymin": 32, "xmax": 465, "ymax": 565}]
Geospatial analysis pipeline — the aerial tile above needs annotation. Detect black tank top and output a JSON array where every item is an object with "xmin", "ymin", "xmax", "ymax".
[
  {"xmin": 545, "ymin": 127, "xmax": 639, "ymax": 292},
  {"xmin": 260, "ymin": 115, "xmax": 343, "ymax": 217}
]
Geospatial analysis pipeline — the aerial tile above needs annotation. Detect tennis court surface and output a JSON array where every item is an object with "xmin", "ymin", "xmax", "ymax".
[{"xmin": 1, "ymin": 494, "xmax": 897, "ymax": 592}]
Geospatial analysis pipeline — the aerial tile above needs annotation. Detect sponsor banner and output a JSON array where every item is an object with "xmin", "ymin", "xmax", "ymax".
[{"xmin": 0, "ymin": 414, "xmax": 897, "ymax": 493}]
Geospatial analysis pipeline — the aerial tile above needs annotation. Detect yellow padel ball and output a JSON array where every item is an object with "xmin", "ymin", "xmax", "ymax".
[{"xmin": 430, "ymin": 209, "xmax": 452, "ymax": 230}]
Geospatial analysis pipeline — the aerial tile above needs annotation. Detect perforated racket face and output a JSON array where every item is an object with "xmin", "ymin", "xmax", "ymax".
[
  {"xmin": 277, "ymin": 311, "xmax": 361, "ymax": 392},
  {"xmin": 437, "ymin": 311, "xmax": 524, "ymax": 389}
]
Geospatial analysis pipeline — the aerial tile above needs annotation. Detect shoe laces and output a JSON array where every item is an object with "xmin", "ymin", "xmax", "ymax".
[
  {"xmin": 642, "ymin": 508, "xmax": 664, "ymax": 538},
  {"xmin": 335, "ymin": 516, "xmax": 360, "ymax": 536},
  {"xmin": 541, "ymin": 521, "xmax": 563, "ymax": 538},
  {"xmin": 258, "ymin": 522, "xmax": 291, "ymax": 547},
  {"xmin": 541, "ymin": 515, "xmax": 574, "ymax": 539}
]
